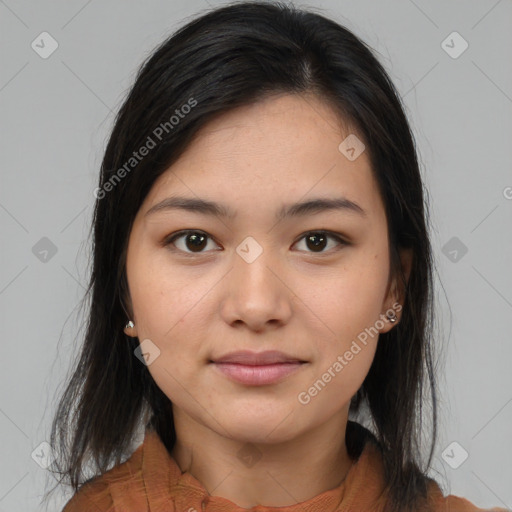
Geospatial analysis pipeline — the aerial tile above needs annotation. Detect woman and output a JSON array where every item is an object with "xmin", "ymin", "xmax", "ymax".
[{"xmin": 47, "ymin": 2, "xmax": 507, "ymax": 511}]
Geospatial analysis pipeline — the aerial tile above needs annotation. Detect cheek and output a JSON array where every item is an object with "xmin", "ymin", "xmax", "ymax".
[
  {"xmin": 298, "ymin": 258, "xmax": 390, "ymax": 346},
  {"xmin": 136, "ymin": 279, "xmax": 210, "ymax": 406},
  {"xmin": 128, "ymin": 248, "xmax": 214, "ymax": 337},
  {"xmin": 126, "ymin": 264, "xmax": 211, "ymax": 408}
]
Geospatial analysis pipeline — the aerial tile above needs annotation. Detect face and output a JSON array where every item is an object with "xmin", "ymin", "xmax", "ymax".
[{"xmin": 123, "ymin": 93, "xmax": 406, "ymax": 444}]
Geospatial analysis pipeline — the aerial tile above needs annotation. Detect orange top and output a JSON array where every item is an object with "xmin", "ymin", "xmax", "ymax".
[{"xmin": 62, "ymin": 427, "xmax": 508, "ymax": 512}]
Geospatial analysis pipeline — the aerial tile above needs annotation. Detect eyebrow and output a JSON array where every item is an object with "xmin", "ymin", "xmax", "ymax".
[{"xmin": 144, "ymin": 195, "xmax": 367, "ymax": 221}]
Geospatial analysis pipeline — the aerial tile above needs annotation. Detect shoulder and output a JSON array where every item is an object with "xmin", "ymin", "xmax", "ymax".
[
  {"xmin": 61, "ymin": 478, "xmax": 113, "ymax": 512},
  {"xmin": 426, "ymin": 479, "xmax": 510, "ymax": 512},
  {"xmin": 61, "ymin": 442, "xmax": 147, "ymax": 512},
  {"xmin": 346, "ymin": 423, "xmax": 509, "ymax": 512}
]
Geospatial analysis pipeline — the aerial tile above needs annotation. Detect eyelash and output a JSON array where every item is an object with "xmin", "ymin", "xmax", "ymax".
[{"xmin": 162, "ymin": 229, "xmax": 349, "ymax": 256}]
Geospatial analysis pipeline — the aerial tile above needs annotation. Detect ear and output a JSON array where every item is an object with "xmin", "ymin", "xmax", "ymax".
[{"xmin": 379, "ymin": 247, "xmax": 413, "ymax": 334}]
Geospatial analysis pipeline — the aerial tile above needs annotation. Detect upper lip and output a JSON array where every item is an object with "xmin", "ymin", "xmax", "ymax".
[{"xmin": 212, "ymin": 350, "xmax": 306, "ymax": 365}]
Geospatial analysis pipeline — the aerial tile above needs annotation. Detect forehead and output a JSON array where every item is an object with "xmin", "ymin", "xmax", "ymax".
[
  {"xmin": 190, "ymin": 92, "xmax": 354, "ymax": 152},
  {"xmin": 141, "ymin": 93, "xmax": 383, "ymax": 221}
]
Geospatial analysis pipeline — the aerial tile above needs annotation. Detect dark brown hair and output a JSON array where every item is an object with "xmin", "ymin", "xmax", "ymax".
[{"xmin": 47, "ymin": 2, "xmax": 440, "ymax": 511}]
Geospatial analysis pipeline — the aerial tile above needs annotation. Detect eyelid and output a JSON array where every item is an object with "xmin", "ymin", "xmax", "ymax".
[{"xmin": 162, "ymin": 229, "xmax": 349, "ymax": 255}]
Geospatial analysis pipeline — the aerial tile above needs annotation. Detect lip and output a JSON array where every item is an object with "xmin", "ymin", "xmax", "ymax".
[
  {"xmin": 210, "ymin": 350, "xmax": 307, "ymax": 386},
  {"xmin": 212, "ymin": 350, "xmax": 305, "ymax": 365}
]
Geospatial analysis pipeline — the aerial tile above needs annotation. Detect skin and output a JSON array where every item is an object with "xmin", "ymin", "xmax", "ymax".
[{"xmin": 123, "ymin": 92, "xmax": 412, "ymax": 508}]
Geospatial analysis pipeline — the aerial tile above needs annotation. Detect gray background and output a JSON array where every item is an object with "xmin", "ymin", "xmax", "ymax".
[{"xmin": 1, "ymin": 0, "xmax": 511, "ymax": 510}]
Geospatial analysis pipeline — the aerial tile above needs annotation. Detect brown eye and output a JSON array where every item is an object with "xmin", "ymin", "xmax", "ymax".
[
  {"xmin": 164, "ymin": 230, "xmax": 219, "ymax": 254},
  {"xmin": 294, "ymin": 231, "xmax": 347, "ymax": 254}
]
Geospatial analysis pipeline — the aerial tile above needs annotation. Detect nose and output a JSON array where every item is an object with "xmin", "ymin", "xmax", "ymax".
[{"xmin": 219, "ymin": 245, "xmax": 293, "ymax": 331}]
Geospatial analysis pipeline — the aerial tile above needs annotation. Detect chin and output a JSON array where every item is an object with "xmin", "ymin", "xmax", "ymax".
[
  {"xmin": 227, "ymin": 424, "xmax": 297, "ymax": 445},
  {"xmin": 213, "ymin": 406, "xmax": 304, "ymax": 444}
]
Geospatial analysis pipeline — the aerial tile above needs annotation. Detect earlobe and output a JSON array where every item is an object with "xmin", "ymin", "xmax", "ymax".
[
  {"xmin": 378, "ymin": 306, "xmax": 401, "ymax": 334},
  {"xmin": 124, "ymin": 320, "xmax": 138, "ymax": 338}
]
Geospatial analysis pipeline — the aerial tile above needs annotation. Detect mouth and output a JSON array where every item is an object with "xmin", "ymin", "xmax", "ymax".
[{"xmin": 210, "ymin": 350, "xmax": 308, "ymax": 386}]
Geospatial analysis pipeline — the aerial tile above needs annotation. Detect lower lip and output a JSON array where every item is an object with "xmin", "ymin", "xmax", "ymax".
[{"xmin": 213, "ymin": 362, "xmax": 305, "ymax": 386}]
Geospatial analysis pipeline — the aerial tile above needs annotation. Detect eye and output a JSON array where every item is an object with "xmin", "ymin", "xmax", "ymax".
[
  {"xmin": 163, "ymin": 229, "xmax": 348, "ymax": 255},
  {"xmin": 163, "ymin": 230, "xmax": 220, "ymax": 254},
  {"xmin": 293, "ymin": 231, "xmax": 348, "ymax": 254}
]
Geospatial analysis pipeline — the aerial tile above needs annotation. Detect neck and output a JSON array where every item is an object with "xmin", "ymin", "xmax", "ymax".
[{"xmin": 170, "ymin": 406, "xmax": 354, "ymax": 508}]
